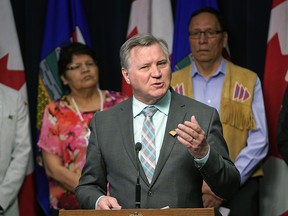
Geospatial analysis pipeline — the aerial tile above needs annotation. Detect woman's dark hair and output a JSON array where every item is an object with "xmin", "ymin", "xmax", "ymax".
[
  {"xmin": 188, "ymin": 7, "xmax": 227, "ymax": 32},
  {"xmin": 58, "ymin": 42, "xmax": 97, "ymax": 77}
]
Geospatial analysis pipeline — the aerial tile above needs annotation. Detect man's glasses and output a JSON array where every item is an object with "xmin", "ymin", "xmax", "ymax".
[
  {"xmin": 189, "ymin": 30, "xmax": 223, "ymax": 39},
  {"xmin": 66, "ymin": 61, "xmax": 96, "ymax": 71}
]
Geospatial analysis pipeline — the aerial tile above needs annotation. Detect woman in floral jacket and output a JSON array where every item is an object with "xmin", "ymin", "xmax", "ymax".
[{"xmin": 37, "ymin": 42, "xmax": 127, "ymax": 214}]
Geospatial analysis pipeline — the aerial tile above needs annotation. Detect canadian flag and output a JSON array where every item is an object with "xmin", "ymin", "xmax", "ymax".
[
  {"xmin": 0, "ymin": 0, "xmax": 37, "ymax": 216},
  {"xmin": 259, "ymin": 1, "xmax": 288, "ymax": 215},
  {"xmin": 121, "ymin": 0, "xmax": 174, "ymax": 97}
]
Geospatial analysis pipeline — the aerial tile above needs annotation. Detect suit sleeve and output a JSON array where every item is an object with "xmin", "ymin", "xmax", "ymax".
[
  {"xmin": 75, "ymin": 113, "xmax": 107, "ymax": 209},
  {"xmin": 199, "ymin": 108, "xmax": 240, "ymax": 200}
]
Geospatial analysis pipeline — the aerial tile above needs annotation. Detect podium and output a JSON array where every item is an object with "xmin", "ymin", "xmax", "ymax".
[{"xmin": 59, "ymin": 208, "xmax": 222, "ymax": 216}]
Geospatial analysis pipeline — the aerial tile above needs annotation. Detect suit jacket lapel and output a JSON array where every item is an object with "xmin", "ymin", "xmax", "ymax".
[
  {"xmin": 152, "ymin": 91, "xmax": 188, "ymax": 184},
  {"xmin": 116, "ymin": 98, "xmax": 140, "ymax": 175}
]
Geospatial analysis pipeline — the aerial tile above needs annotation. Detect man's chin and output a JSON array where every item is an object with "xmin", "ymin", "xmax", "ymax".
[
  {"xmin": 194, "ymin": 55, "xmax": 214, "ymax": 62},
  {"xmin": 151, "ymin": 90, "xmax": 167, "ymax": 100}
]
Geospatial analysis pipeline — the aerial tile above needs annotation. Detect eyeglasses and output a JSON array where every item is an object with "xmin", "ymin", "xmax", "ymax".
[
  {"xmin": 189, "ymin": 30, "xmax": 223, "ymax": 39},
  {"xmin": 66, "ymin": 61, "xmax": 96, "ymax": 71}
]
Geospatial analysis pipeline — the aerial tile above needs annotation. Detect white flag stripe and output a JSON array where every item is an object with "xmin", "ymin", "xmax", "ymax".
[
  {"xmin": 151, "ymin": 1, "xmax": 174, "ymax": 54},
  {"xmin": 127, "ymin": 0, "xmax": 150, "ymax": 34},
  {"xmin": 0, "ymin": 0, "xmax": 24, "ymax": 70},
  {"xmin": 0, "ymin": 0, "xmax": 28, "ymax": 101},
  {"xmin": 127, "ymin": 0, "xmax": 173, "ymax": 54},
  {"xmin": 267, "ymin": 1, "xmax": 288, "ymax": 54}
]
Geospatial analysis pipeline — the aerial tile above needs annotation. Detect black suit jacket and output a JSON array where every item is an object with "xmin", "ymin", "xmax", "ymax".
[{"xmin": 75, "ymin": 89, "xmax": 240, "ymax": 209}]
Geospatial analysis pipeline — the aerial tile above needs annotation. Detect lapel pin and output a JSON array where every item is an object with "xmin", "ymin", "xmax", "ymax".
[{"xmin": 169, "ymin": 130, "xmax": 177, "ymax": 137}]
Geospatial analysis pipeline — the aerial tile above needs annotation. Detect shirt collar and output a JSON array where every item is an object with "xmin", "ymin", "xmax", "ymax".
[
  {"xmin": 191, "ymin": 57, "xmax": 227, "ymax": 78},
  {"xmin": 133, "ymin": 89, "xmax": 171, "ymax": 118}
]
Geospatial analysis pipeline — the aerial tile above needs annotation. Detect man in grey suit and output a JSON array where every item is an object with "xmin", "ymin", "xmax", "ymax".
[
  {"xmin": 75, "ymin": 33, "xmax": 240, "ymax": 210},
  {"xmin": 0, "ymin": 83, "xmax": 32, "ymax": 216}
]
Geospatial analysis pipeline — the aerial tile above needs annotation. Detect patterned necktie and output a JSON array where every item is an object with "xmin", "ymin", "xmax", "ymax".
[{"xmin": 140, "ymin": 106, "xmax": 158, "ymax": 183}]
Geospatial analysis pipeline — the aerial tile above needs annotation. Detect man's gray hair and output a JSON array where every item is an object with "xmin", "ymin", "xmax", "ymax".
[{"xmin": 120, "ymin": 33, "xmax": 170, "ymax": 69}]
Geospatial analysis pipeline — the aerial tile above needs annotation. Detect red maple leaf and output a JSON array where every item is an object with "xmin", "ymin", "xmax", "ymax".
[{"xmin": 0, "ymin": 54, "xmax": 25, "ymax": 90}]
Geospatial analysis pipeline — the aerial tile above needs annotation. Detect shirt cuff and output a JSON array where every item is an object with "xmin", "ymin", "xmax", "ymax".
[
  {"xmin": 194, "ymin": 145, "xmax": 210, "ymax": 169},
  {"xmin": 96, "ymin": 195, "xmax": 105, "ymax": 209}
]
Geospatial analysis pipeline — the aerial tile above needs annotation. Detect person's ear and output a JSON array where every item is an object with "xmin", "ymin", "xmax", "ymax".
[
  {"xmin": 122, "ymin": 68, "xmax": 131, "ymax": 85},
  {"xmin": 60, "ymin": 75, "xmax": 68, "ymax": 86}
]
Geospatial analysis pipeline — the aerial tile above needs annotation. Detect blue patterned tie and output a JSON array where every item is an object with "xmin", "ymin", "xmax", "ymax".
[{"xmin": 140, "ymin": 106, "xmax": 158, "ymax": 183}]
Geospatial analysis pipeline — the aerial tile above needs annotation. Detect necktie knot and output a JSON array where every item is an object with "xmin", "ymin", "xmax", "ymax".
[{"xmin": 142, "ymin": 106, "xmax": 158, "ymax": 118}]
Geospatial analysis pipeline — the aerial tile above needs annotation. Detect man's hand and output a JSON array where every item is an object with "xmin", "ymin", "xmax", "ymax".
[
  {"xmin": 175, "ymin": 115, "xmax": 209, "ymax": 158},
  {"xmin": 202, "ymin": 181, "xmax": 223, "ymax": 208},
  {"xmin": 97, "ymin": 196, "xmax": 122, "ymax": 210}
]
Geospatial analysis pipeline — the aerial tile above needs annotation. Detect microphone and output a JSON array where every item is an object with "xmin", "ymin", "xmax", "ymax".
[{"xmin": 135, "ymin": 142, "xmax": 142, "ymax": 208}]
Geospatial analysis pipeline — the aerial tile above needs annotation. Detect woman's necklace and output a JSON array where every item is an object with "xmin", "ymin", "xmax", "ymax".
[
  {"xmin": 71, "ymin": 88, "xmax": 104, "ymax": 145},
  {"xmin": 71, "ymin": 87, "xmax": 104, "ymax": 121}
]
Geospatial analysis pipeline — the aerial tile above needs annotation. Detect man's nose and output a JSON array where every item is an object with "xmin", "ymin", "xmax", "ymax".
[
  {"xmin": 151, "ymin": 66, "xmax": 161, "ymax": 77},
  {"xmin": 199, "ymin": 32, "xmax": 208, "ymax": 43}
]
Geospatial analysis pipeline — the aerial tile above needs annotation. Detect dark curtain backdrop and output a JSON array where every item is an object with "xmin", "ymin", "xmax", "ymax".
[{"xmin": 10, "ymin": 0, "xmax": 271, "ymax": 213}]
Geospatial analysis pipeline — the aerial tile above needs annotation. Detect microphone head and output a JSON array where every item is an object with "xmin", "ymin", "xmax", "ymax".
[{"xmin": 135, "ymin": 142, "xmax": 142, "ymax": 152}]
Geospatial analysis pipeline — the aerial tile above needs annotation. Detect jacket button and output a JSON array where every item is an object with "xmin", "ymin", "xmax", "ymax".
[{"xmin": 148, "ymin": 191, "xmax": 153, "ymax": 196}]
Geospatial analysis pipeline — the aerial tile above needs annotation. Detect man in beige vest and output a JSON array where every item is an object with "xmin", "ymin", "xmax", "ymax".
[{"xmin": 171, "ymin": 7, "xmax": 268, "ymax": 216}]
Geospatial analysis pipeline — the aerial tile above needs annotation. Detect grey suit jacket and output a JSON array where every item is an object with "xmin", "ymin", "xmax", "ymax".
[
  {"xmin": 76, "ymin": 89, "xmax": 240, "ymax": 209},
  {"xmin": 0, "ymin": 84, "xmax": 31, "ymax": 216}
]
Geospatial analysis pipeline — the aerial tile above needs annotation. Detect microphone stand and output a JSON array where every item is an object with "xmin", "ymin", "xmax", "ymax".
[{"xmin": 135, "ymin": 142, "xmax": 142, "ymax": 208}]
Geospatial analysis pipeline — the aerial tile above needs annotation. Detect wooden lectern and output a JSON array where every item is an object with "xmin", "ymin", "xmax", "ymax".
[{"xmin": 59, "ymin": 208, "xmax": 222, "ymax": 216}]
